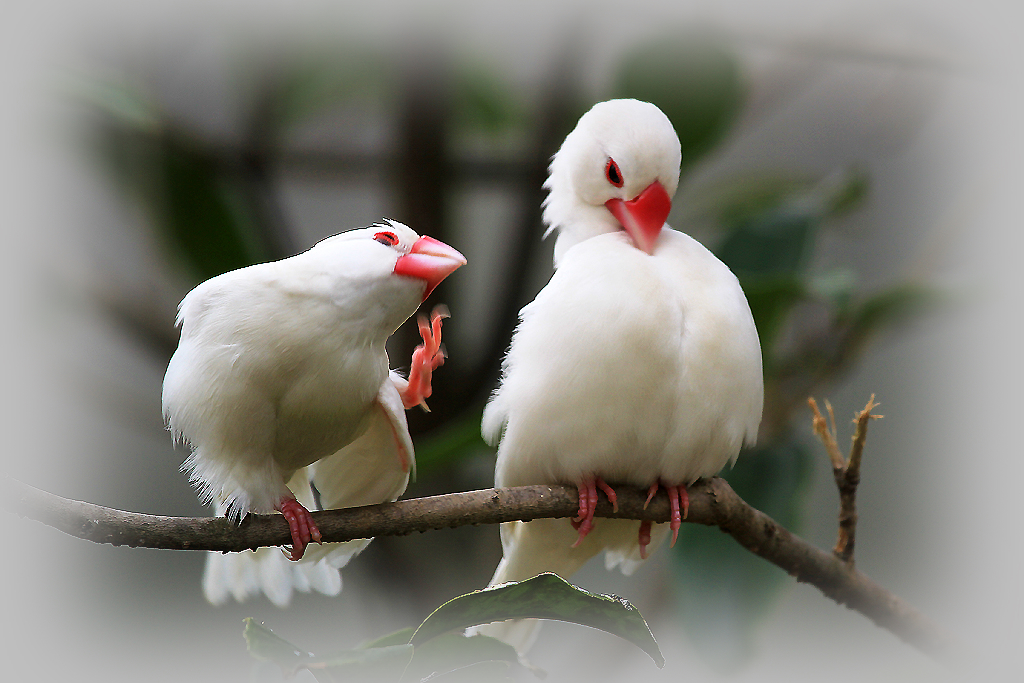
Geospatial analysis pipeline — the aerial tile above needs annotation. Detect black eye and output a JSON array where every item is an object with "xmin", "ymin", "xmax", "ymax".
[
  {"xmin": 605, "ymin": 158, "xmax": 623, "ymax": 188},
  {"xmin": 373, "ymin": 231, "xmax": 399, "ymax": 247}
]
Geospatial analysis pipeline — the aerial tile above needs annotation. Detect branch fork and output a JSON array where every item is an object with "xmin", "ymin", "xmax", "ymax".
[{"xmin": 809, "ymin": 394, "xmax": 883, "ymax": 564}]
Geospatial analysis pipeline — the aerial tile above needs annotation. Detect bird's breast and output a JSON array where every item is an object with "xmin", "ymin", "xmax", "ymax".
[{"xmin": 494, "ymin": 230, "xmax": 762, "ymax": 488}]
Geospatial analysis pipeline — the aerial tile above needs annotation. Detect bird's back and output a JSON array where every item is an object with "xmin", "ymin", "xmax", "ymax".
[{"xmin": 163, "ymin": 261, "xmax": 391, "ymax": 516}]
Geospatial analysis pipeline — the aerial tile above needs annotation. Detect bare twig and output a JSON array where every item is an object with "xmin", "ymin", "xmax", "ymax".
[
  {"xmin": 848, "ymin": 396, "xmax": 882, "ymax": 479},
  {"xmin": 810, "ymin": 397, "xmax": 845, "ymax": 470},
  {"xmin": 809, "ymin": 395, "xmax": 883, "ymax": 564},
  {"xmin": 4, "ymin": 473, "xmax": 954, "ymax": 663}
]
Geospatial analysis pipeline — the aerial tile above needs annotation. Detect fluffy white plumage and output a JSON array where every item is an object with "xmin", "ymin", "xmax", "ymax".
[
  {"xmin": 162, "ymin": 219, "xmax": 464, "ymax": 605},
  {"xmin": 475, "ymin": 99, "xmax": 763, "ymax": 651}
]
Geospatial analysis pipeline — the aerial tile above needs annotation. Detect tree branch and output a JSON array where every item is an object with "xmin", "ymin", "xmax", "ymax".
[
  {"xmin": 4, "ymin": 474, "xmax": 956, "ymax": 663},
  {"xmin": 810, "ymin": 395, "xmax": 882, "ymax": 564}
]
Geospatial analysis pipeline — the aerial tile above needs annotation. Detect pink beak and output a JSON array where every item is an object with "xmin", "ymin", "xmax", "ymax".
[
  {"xmin": 393, "ymin": 235, "xmax": 467, "ymax": 301},
  {"xmin": 604, "ymin": 181, "xmax": 672, "ymax": 254}
]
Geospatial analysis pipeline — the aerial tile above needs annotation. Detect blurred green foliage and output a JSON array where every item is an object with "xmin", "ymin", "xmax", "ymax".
[{"xmin": 93, "ymin": 102, "xmax": 274, "ymax": 281}]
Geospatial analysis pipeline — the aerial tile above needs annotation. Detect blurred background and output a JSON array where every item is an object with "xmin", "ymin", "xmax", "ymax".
[{"xmin": 3, "ymin": 1, "xmax": 1021, "ymax": 682}]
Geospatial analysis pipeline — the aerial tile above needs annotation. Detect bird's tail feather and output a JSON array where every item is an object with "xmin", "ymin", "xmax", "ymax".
[
  {"xmin": 203, "ymin": 546, "xmax": 345, "ymax": 607},
  {"xmin": 201, "ymin": 469, "xmax": 374, "ymax": 607}
]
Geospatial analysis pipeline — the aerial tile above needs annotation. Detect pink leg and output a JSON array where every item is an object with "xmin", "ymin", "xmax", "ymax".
[
  {"xmin": 637, "ymin": 482, "xmax": 690, "ymax": 551},
  {"xmin": 596, "ymin": 477, "xmax": 618, "ymax": 512},
  {"xmin": 638, "ymin": 520, "xmax": 653, "ymax": 559},
  {"xmin": 665, "ymin": 484, "xmax": 681, "ymax": 548},
  {"xmin": 276, "ymin": 496, "xmax": 322, "ymax": 561},
  {"xmin": 376, "ymin": 400, "xmax": 412, "ymax": 474},
  {"xmin": 571, "ymin": 480, "xmax": 597, "ymax": 546},
  {"xmin": 400, "ymin": 307, "xmax": 448, "ymax": 410},
  {"xmin": 570, "ymin": 477, "xmax": 619, "ymax": 547}
]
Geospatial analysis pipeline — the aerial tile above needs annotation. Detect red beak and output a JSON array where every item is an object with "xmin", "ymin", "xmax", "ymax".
[
  {"xmin": 393, "ymin": 236, "xmax": 467, "ymax": 301},
  {"xmin": 604, "ymin": 181, "xmax": 672, "ymax": 254}
]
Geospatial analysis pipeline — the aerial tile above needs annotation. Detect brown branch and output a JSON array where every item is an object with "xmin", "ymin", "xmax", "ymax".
[
  {"xmin": 4, "ymin": 473, "xmax": 956, "ymax": 663},
  {"xmin": 810, "ymin": 395, "xmax": 882, "ymax": 563}
]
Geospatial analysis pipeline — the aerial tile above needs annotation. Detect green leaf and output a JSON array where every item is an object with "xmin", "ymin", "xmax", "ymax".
[
  {"xmin": 243, "ymin": 618, "xmax": 313, "ymax": 668},
  {"xmin": 406, "ymin": 633, "xmax": 520, "ymax": 682},
  {"xmin": 712, "ymin": 167, "xmax": 870, "ymax": 280},
  {"xmin": 75, "ymin": 79, "xmax": 161, "ymax": 132},
  {"xmin": 303, "ymin": 644, "xmax": 414, "ymax": 683},
  {"xmin": 698, "ymin": 173, "xmax": 809, "ymax": 228},
  {"xmin": 419, "ymin": 660, "xmax": 515, "ymax": 683},
  {"xmin": 808, "ymin": 268, "xmax": 859, "ymax": 308},
  {"xmin": 257, "ymin": 50, "xmax": 393, "ymax": 131},
  {"xmin": 244, "ymin": 618, "xmax": 414, "ymax": 683},
  {"xmin": 615, "ymin": 33, "xmax": 745, "ymax": 168},
  {"xmin": 842, "ymin": 283, "xmax": 938, "ymax": 336},
  {"xmin": 741, "ymin": 276, "xmax": 808, "ymax": 360},
  {"xmin": 360, "ymin": 627, "xmax": 417, "ymax": 650},
  {"xmin": 411, "ymin": 572, "xmax": 664, "ymax": 668},
  {"xmin": 717, "ymin": 208, "xmax": 818, "ymax": 278},
  {"xmin": 671, "ymin": 440, "xmax": 813, "ymax": 668},
  {"xmin": 154, "ymin": 134, "xmax": 271, "ymax": 280},
  {"xmin": 452, "ymin": 62, "xmax": 525, "ymax": 135},
  {"xmin": 823, "ymin": 167, "xmax": 870, "ymax": 216}
]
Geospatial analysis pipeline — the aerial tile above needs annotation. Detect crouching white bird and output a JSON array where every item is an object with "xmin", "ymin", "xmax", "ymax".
[
  {"xmin": 472, "ymin": 99, "xmax": 763, "ymax": 652},
  {"xmin": 162, "ymin": 220, "xmax": 465, "ymax": 606}
]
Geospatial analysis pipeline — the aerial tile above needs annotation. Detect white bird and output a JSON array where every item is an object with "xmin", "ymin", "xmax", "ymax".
[
  {"xmin": 162, "ymin": 220, "xmax": 466, "ymax": 605},
  {"xmin": 474, "ymin": 99, "xmax": 763, "ymax": 651}
]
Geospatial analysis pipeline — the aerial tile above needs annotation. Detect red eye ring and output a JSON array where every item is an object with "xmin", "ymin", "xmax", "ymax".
[
  {"xmin": 373, "ymin": 231, "xmax": 399, "ymax": 246},
  {"xmin": 605, "ymin": 158, "xmax": 624, "ymax": 187}
]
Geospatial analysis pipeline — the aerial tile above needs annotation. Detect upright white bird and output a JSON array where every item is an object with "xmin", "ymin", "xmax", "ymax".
[
  {"xmin": 162, "ymin": 220, "xmax": 466, "ymax": 605},
  {"xmin": 475, "ymin": 99, "xmax": 763, "ymax": 651}
]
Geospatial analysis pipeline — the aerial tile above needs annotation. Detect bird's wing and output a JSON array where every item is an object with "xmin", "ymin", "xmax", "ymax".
[
  {"xmin": 293, "ymin": 373, "xmax": 412, "ymax": 569},
  {"xmin": 307, "ymin": 373, "xmax": 413, "ymax": 510},
  {"xmin": 200, "ymin": 375, "xmax": 414, "ymax": 606}
]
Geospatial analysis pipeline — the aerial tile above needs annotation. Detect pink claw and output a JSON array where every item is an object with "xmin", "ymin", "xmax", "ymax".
[
  {"xmin": 401, "ymin": 307, "xmax": 448, "ymax": 410},
  {"xmin": 596, "ymin": 477, "xmax": 618, "ymax": 513},
  {"xmin": 665, "ymin": 484, "xmax": 682, "ymax": 548},
  {"xmin": 638, "ymin": 520, "xmax": 653, "ymax": 559},
  {"xmin": 277, "ymin": 496, "xmax": 322, "ymax": 561},
  {"xmin": 570, "ymin": 477, "xmax": 617, "ymax": 547},
  {"xmin": 637, "ymin": 482, "xmax": 690, "ymax": 551},
  {"xmin": 643, "ymin": 483, "xmax": 658, "ymax": 509}
]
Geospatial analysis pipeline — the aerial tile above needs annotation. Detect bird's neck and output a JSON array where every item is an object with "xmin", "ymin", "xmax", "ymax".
[
  {"xmin": 328, "ymin": 277, "xmax": 423, "ymax": 346},
  {"xmin": 548, "ymin": 207, "xmax": 622, "ymax": 267}
]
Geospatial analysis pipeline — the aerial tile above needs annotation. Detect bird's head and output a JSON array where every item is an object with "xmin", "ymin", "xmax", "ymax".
[
  {"xmin": 305, "ymin": 220, "xmax": 465, "ymax": 331},
  {"xmin": 543, "ymin": 99, "xmax": 681, "ymax": 263}
]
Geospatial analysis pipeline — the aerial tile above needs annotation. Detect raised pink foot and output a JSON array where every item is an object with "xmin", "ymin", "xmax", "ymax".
[
  {"xmin": 570, "ymin": 477, "xmax": 617, "ymax": 547},
  {"xmin": 401, "ymin": 306, "xmax": 449, "ymax": 410},
  {"xmin": 277, "ymin": 496, "xmax": 322, "ymax": 561},
  {"xmin": 640, "ymin": 481, "xmax": 690, "ymax": 555}
]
